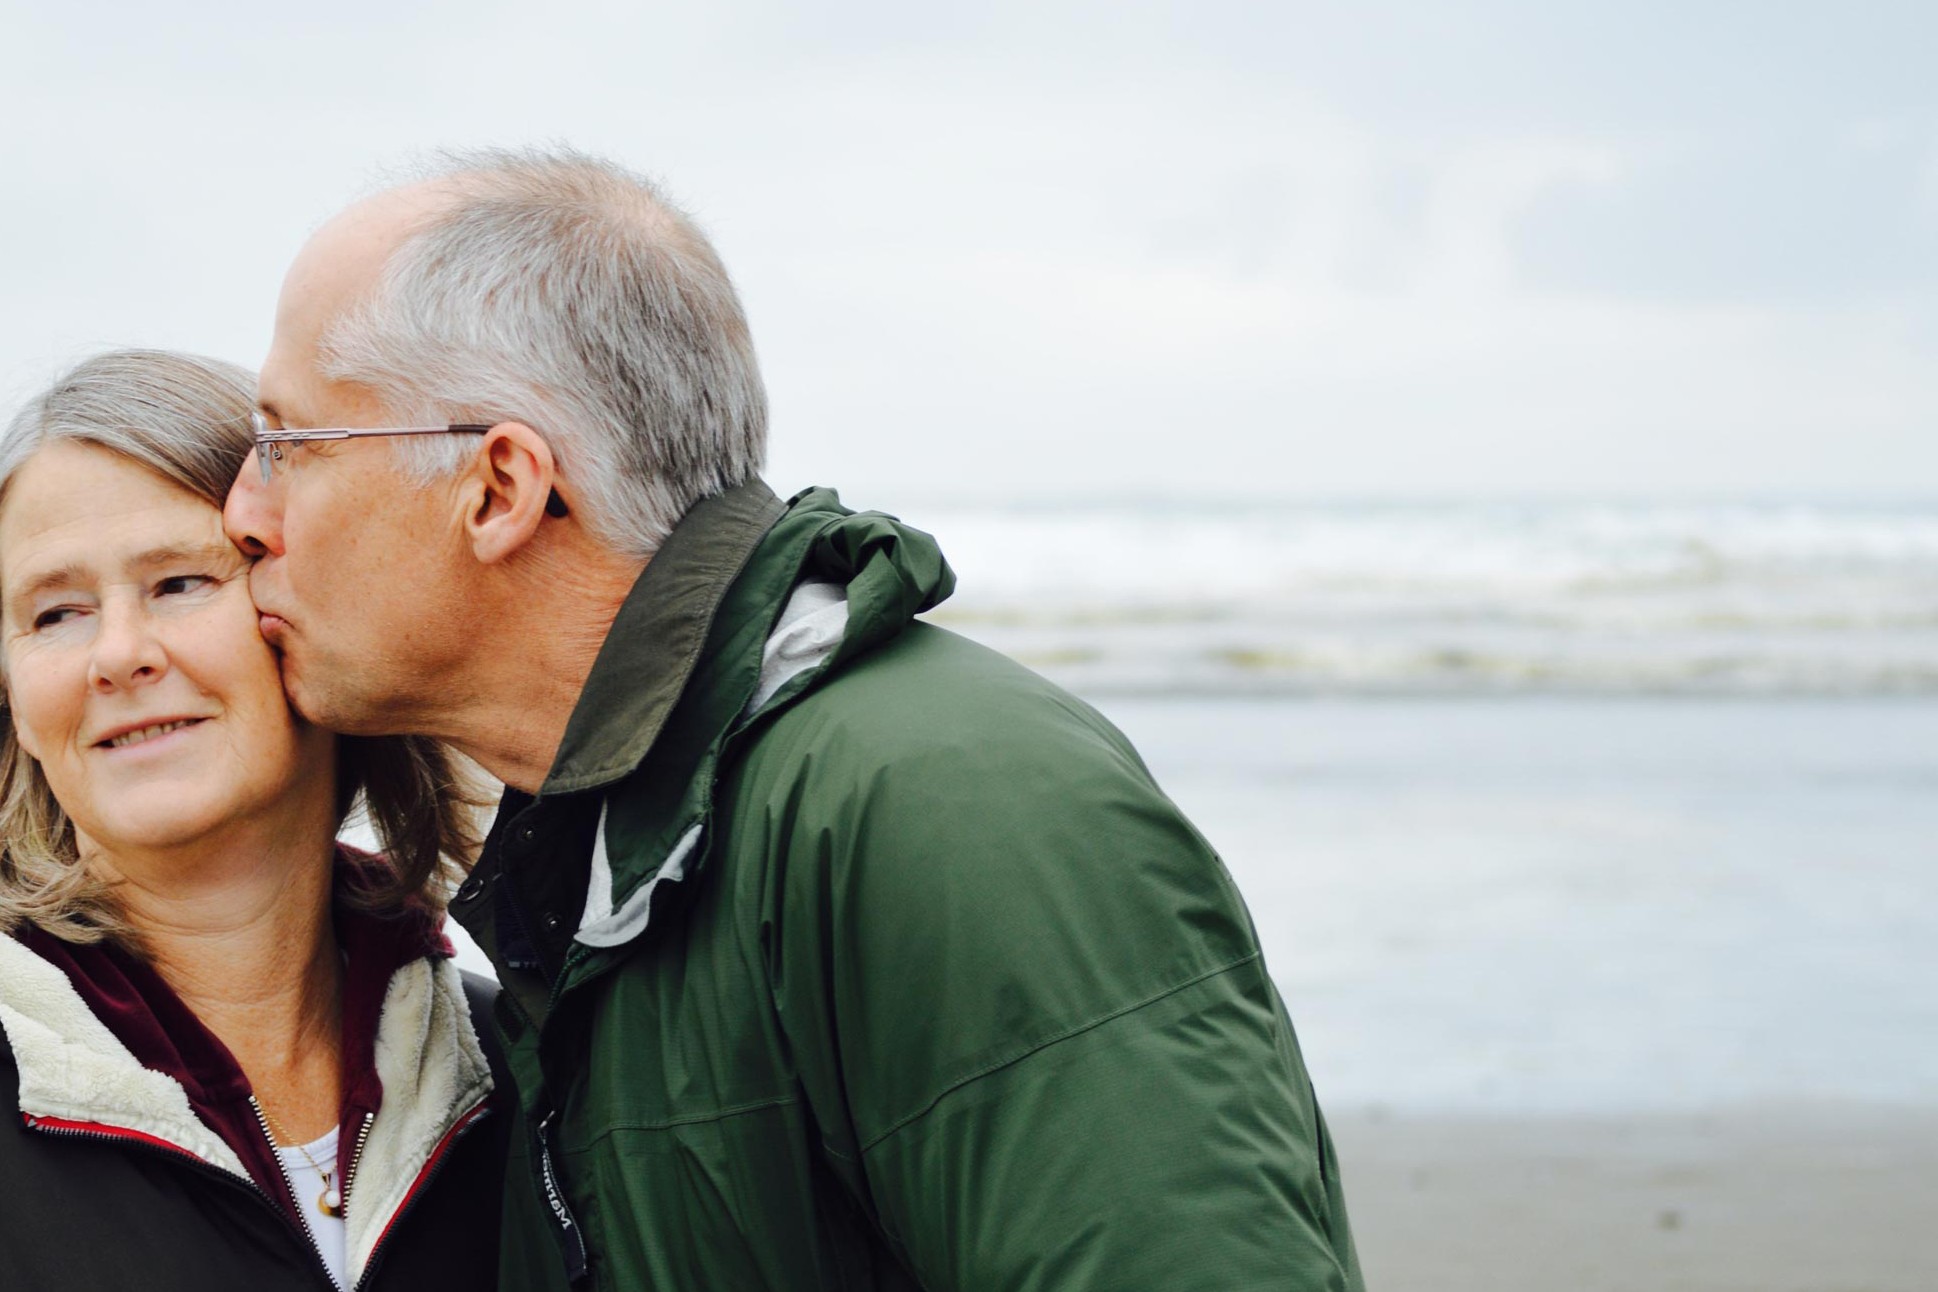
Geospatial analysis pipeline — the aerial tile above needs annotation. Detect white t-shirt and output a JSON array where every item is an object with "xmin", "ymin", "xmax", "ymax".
[{"xmin": 276, "ymin": 1126, "xmax": 348, "ymax": 1289}]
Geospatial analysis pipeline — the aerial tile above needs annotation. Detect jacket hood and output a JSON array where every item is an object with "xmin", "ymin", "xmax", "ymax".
[
  {"xmin": 769, "ymin": 487, "xmax": 958, "ymax": 693},
  {"xmin": 542, "ymin": 482, "xmax": 954, "ymax": 795}
]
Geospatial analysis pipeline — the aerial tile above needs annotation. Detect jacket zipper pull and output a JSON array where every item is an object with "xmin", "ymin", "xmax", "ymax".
[{"xmin": 535, "ymin": 1110, "xmax": 590, "ymax": 1285}]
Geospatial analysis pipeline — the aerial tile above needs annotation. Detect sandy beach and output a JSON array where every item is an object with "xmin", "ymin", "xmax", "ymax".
[{"xmin": 1331, "ymin": 1106, "xmax": 1938, "ymax": 1292}]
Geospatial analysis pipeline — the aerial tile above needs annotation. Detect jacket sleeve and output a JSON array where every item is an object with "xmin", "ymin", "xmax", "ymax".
[{"xmin": 764, "ymin": 685, "xmax": 1363, "ymax": 1291}]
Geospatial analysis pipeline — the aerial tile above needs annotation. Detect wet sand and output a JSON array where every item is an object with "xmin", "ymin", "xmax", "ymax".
[{"xmin": 1329, "ymin": 1106, "xmax": 1938, "ymax": 1292}]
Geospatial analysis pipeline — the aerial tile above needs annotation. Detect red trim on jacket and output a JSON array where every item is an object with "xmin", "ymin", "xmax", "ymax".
[
  {"xmin": 14, "ymin": 847, "xmax": 450, "ymax": 1232},
  {"xmin": 361, "ymin": 1099, "xmax": 493, "ymax": 1259},
  {"xmin": 22, "ymin": 1113, "xmax": 215, "ymax": 1162}
]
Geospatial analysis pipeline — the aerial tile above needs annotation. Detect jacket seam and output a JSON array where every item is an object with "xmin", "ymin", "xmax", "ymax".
[
  {"xmin": 568, "ymin": 1092, "xmax": 804, "ymax": 1146},
  {"xmin": 857, "ymin": 951, "xmax": 1261, "ymax": 1155}
]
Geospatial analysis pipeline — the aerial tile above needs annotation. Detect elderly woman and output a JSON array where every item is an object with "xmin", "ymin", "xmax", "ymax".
[{"xmin": 0, "ymin": 351, "xmax": 511, "ymax": 1291}]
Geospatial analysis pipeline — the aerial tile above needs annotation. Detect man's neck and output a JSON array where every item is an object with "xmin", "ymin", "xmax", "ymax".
[{"xmin": 437, "ymin": 544, "xmax": 648, "ymax": 793}]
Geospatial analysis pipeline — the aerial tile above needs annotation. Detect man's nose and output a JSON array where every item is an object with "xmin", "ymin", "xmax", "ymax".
[
  {"xmin": 223, "ymin": 450, "xmax": 283, "ymax": 558},
  {"xmin": 88, "ymin": 600, "xmax": 167, "ymax": 694}
]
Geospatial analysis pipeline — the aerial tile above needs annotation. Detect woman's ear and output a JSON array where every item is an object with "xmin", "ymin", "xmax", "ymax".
[{"xmin": 462, "ymin": 423, "xmax": 562, "ymax": 564}]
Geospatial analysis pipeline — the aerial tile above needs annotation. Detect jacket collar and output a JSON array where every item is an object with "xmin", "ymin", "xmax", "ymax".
[
  {"xmin": 559, "ymin": 485, "xmax": 958, "ymax": 960},
  {"xmin": 541, "ymin": 478, "xmax": 787, "ymax": 795},
  {"xmin": 0, "ymin": 932, "xmax": 248, "ymax": 1177},
  {"xmin": 0, "ymin": 857, "xmax": 492, "ymax": 1279}
]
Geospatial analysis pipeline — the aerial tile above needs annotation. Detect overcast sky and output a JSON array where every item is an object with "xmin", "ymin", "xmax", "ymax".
[{"xmin": 1, "ymin": 1, "xmax": 1931, "ymax": 503}]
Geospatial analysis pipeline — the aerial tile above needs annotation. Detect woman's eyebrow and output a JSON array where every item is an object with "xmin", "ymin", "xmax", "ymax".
[
  {"xmin": 6, "ymin": 538, "xmax": 241, "ymax": 602},
  {"xmin": 8, "ymin": 542, "xmax": 239, "ymax": 609},
  {"xmin": 8, "ymin": 561, "xmax": 87, "ymax": 600},
  {"xmin": 129, "ymin": 541, "xmax": 243, "ymax": 572},
  {"xmin": 7, "ymin": 561, "xmax": 90, "ymax": 612}
]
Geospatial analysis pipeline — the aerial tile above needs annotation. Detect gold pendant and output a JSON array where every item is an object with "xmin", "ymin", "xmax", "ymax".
[{"xmin": 319, "ymin": 1184, "xmax": 344, "ymax": 1219}]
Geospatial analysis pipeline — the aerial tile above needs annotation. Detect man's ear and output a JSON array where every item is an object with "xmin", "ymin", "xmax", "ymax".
[{"xmin": 462, "ymin": 423, "xmax": 561, "ymax": 564}]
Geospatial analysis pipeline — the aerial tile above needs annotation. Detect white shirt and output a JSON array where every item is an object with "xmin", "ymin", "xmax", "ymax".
[{"xmin": 276, "ymin": 1125, "xmax": 348, "ymax": 1289}]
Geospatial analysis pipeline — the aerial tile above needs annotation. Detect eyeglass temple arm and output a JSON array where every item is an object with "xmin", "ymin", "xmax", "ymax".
[
  {"xmin": 253, "ymin": 426, "xmax": 566, "ymax": 515},
  {"xmin": 256, "ymin": 424, "xmax": 496, "ymax": 443}
]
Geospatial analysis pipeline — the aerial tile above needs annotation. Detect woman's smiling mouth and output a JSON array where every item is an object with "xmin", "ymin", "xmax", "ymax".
[{"xmin": 95, "ymin": 717, "xmax": 207, "ymax": 750}]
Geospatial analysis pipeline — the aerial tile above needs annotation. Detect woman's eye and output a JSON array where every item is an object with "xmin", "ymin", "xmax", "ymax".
[
  {"xmin": 156, "ymin": 574, "xmax": 214, "ymax": 597},
  {"xmin": 31, "ymin": 607, "xmax": 80, "ymax": 631}
]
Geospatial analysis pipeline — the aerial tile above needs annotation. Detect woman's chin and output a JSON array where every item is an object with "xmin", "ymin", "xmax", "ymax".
[
  {"xmin": 83, "ymin": 807, "xmax": 233, "ymax": 857},
  {"xmin": 78, "ymin": 785, "xmax": 283, "ymax": 860}
]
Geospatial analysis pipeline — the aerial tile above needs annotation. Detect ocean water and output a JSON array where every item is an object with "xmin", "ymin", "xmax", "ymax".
[
  {"xmin": 442, "ymin": 500, "xmax": 1938, "ymax": 1115},
  {"xmin": 914, "ymin": 499, "xmax": 1938, "ymax": 696},
  {"xmin": 1096, "ymin": 695, "xmax": 1938, "ymax": 1116},
  {"xmin": 922, "ymin": 500, "xmax": 1938, "ymax": 1112}
]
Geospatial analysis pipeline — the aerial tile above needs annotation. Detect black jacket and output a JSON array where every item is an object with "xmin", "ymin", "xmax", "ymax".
[{"xmin": 0, "ymin": 961, "xmax": 510, "ymax": 1292}]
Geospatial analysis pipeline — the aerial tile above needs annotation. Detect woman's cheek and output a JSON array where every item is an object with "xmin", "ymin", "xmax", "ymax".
[
  {"xmin": 5, "ymin": 659, "xmax": 64, "ymax": 762},
  {"xmin": 215, "ymin": 588, "xmax": 279, "ymax": 664}
]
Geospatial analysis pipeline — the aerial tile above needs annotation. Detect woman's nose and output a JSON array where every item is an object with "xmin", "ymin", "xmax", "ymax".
[
  {"xmin": 87, "ymin": 602, "xmax": 167, "ymax": 693},
  {"xmin": 223, "ymin": 452, "xmax": 284, "ymax": 558}
]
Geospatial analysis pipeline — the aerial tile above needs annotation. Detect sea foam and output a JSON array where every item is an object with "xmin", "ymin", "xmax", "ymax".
[{"xmin": 908, "ymin": 499, "xmax": 1938, "ymax": 695}]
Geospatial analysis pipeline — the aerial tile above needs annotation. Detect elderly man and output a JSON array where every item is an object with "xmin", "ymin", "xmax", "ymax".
[{"xmin": 225, "ymin": 148, "xmax": 1363, "ymax": 1292}]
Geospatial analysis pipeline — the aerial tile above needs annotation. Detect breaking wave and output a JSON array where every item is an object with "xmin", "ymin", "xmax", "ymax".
[{"xmin": 910, "ymin": 499, "xmax": 1938, "ymax": 695}]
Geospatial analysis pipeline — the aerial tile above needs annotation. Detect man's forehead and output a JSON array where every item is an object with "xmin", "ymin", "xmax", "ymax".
[{"xmin": 276, "ymin": 182, "xmax": 455, "ymax": 335}]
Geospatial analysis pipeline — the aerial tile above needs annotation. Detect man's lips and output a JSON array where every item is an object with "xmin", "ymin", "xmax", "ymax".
[{"xmin": 258, "ymin": 612, "xmax": 291, "ymax": 645}]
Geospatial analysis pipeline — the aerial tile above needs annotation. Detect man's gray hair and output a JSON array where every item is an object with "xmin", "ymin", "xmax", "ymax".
[{"xmin": 322, "ymin": 147, "xmax": 768, "ymax": 558}]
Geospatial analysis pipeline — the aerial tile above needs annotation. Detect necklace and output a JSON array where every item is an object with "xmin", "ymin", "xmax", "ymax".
[{"xmin": 257, "ymin": 1100, "xmax": 345, "ymax": 1219}]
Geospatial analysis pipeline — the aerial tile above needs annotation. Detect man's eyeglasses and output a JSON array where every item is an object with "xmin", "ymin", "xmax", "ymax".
[
  {"xmin": 250, "ymin": 412, "xmax": 491, "ymax": 484},
  {"xmin": 249, "ymin": 412, "xmax": 568, "ymax": 516}
]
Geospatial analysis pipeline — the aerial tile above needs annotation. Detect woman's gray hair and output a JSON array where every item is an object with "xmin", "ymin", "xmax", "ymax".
[
  {"xmin": 321, "ymin": 146, "xmax": 768, "ymax": 558},
  {"xmin": 0, "ymin": 349, "xmax": 255, "ymax": 509},
  {"xmin": 0, "ymin": 349, "xmax": 486, "ymax": 945}
]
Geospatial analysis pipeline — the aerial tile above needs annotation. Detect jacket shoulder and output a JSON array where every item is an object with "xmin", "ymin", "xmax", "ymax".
[
  {"xmin": 0, "ymin": 1031, "xmax": 321, "ymax": 1289},
  {"xmin": 711, "ymin": 627, "xmax": 1362, "ymax": 1290},
  {"xmin": 734, "ymin": 623, "xmax": 1226, "ymax": 917},
  {"xmin": 724, "ymin": 620, "xmax": 1266, "ymax": 1117},
  {"xmin": 752, "ymin": 621, "xmax": 1143, "ymax": 774}
]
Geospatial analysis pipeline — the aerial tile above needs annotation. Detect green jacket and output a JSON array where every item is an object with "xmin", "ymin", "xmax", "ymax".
[{"xmin": 452, "ymin": 481, "xmax": 1363, "ymax": 1292}]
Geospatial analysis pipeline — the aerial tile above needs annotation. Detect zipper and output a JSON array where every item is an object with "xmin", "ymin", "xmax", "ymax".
[
  {"xmin": 528, "ymin": 822, "xmax": 716, "ymax": 1286},
  {"xmin": 28, "ymin": 1100, "xmax": 493, "ymax": 1292},
  {"xmin": 342, "ymin": 1110, "xmax": 377, "ymax": 1204},
  {"xmin": 23, "ymin": 1114, "xmax": 339, "ymax": 1292},
  {"xmin": 520, "ymin": 811, "xmax": 715, "ymax": 1285},
  {"xmin": 534, "ymin": 1108, "xmax": 591, "ymax": 1285},
  {"xmin": 350, "ymin": 1099, "xmax": 493, "ymax": 1292},
  {"xmin": 250, "ymin": 1095, "xmax": 344, "ymax": 1292}
]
